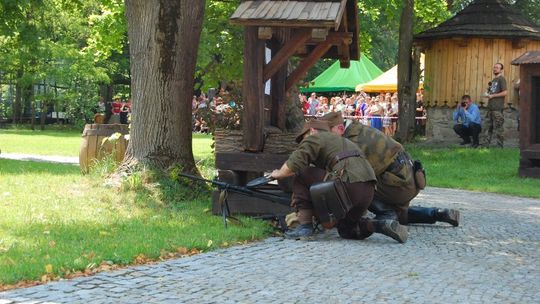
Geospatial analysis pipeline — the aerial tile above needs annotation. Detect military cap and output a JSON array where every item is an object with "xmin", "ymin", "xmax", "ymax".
[
  {"xmin": 322, "ymin": 111, "xmax": 344, "ymax": 128},
  {"xmin": 295, "ymin": 119, "xmax": 330, "ymax": 143}
]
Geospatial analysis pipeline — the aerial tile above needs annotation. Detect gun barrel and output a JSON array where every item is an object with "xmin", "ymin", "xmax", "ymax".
[{"xmin": 178, "ymin": 173, "xmax": 290, "ymax": 206}]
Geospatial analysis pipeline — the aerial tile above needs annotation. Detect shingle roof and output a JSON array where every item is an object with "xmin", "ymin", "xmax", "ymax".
[
  {"xmin": 512, "ymin": 51, "xmax": 540, "ymax": 65},
  {"xmin": 230, "ymin": 0, "xmax": 359, "ymax": 61},
  {"xmin": 230, "ymin": 0, "xmax": 345, "ymax": 29},
  {"xmin": 415, "ymin": 0, "xmax": 540, "ymax": 41}
]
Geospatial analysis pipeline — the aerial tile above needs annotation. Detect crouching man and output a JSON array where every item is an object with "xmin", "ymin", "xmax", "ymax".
[
  {"xmin": 453, "ymin": 94, "xmax": 482, "ymax": 148},
  {"xmin": 270, "ymin": 120, "xmax": 408, "ymax": 243},
  {"xmin": 322, "ymin": 111, "xmax": 460, "ymax": 227}
]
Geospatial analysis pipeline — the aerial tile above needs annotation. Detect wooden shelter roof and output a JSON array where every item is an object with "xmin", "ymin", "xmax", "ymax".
[
  {"xmin": 415, "ymin": 0, "xmax": 540, "ymax": 41},
  {"xmin": 512, "ymin": 51, "xmax": 540, "ymax": 65},
  {"xmin": 230, "ymin": 0, "xmax": 359, "ymax": 61},
  {"xmin": 231, "ymin": 0, "xmax": 345, "ymax": 29}
]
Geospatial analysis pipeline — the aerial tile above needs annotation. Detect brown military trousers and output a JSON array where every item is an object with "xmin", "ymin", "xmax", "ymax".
[
  {"xmin": 292, "ymin": 167, "xmax": 374, "ymax": 226},
  {"xmin": 374, "ymin": 153, "xmax": 419, "ymax": 223}
]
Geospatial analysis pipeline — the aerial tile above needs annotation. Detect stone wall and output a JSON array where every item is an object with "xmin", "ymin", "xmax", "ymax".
[{"xmin": 426, "ymin": 106, "xmax": 520, "ymax": 147}]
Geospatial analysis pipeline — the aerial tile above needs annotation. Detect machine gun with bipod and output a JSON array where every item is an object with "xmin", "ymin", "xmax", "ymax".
[{"xmin": 179, "ymin": 173, "xmax": 291, "ymax": 230}]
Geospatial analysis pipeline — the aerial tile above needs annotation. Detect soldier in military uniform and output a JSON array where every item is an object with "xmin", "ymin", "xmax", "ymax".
[
  {"xmin": 482, "ymin": 62, "xmax": 507, "ymax": 148},
  {"xmin": 322, "ymin": 111, "xmax": 460, "ymax": 227},
  {"xmin": 270, "ymin": 120, "xmax": 408, "ymax": 243}
]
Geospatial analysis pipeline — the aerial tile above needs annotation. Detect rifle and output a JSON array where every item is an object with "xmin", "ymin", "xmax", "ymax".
[{"xmin": 179, "ymin": 173, "xmax": 291, "ymax": 229}]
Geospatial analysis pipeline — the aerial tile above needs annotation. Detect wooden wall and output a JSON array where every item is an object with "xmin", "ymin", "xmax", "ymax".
[{"xmin": 422, "ymin": 38, "xmax": 540, "ymax": 107}]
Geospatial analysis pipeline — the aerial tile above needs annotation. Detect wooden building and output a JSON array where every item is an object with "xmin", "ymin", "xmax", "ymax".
[
  {"xmin": 512, "ymin": 51, "xmax": 540, "ymax": 178},
  {"xmin": 414, "ymin": 0, "xmax": 540, "ymax": 107},
  {"xmin": 212, "ymin": 0, "xmax": 360, "ymax": 216}
]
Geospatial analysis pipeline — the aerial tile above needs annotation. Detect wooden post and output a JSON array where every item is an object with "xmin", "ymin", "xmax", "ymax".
[
  {"xmin": 270, "ymin": 40, "xmax": 287, "ymax": 130},
  {"xmin": 243, "ymin": 26, "xmax": 266, "ymax": 152}
]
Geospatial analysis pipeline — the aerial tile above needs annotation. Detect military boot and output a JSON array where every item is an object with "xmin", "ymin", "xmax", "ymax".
[
  {"xmin": 373, "ymin": 220, "xmax": 408, "ymax": 243},
  {"xmin": 284, "ymin": 223, "xmax": 313, "ymax": 239},
  {"xmin": 407, "ymin": 206, "xmax": 437, "ymax": 224},
  {"xmin": 408, "ymin": 207, "xmax": 460, "ymax": 227},
  {"xmin": 435, "ymin": 208, "xmax": 460, "ymax": 227},
  {"xmin": 337, "ymin": 219, "xmax": 373, "ymax": 240}
]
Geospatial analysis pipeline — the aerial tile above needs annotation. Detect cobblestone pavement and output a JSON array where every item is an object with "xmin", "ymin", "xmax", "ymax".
[
  {"xmin": 0, "ymin": 153, "xmax": 78, "ymax": 164},
  {"xmin": 1, "ymin": 187, "xmax": 539, "ymax": 303}
]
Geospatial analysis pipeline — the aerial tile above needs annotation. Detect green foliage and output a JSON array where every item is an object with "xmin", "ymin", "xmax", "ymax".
[
  {"xmin": 0, "ymin": 0, "xmax": 127, "ymax": 125},
  {"xmin": 197, "ymin": 0, "xmax": 244, "ymax": 92},
  {"xmin": 358, "ymin": 0, "xmax": 450, "ymax": 70}
]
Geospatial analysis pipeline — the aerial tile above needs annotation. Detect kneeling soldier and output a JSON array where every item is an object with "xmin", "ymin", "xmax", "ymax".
[
  {"xmin": 270, "ymin": 120, "xmax": 408, "ymax": 243},
  {"xmin": 322, "ymin": 111, "xmax": 459, "ymax": 227}
]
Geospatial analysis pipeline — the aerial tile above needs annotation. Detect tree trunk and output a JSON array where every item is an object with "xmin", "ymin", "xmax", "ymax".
[
  {"xmin": 40, "ymin": 85, "xmax": 47, "ymax": 130},
  {"xmin": 12, "ymin": 70, "xmax": 23, "ymax": 124},
  {"xmin": 124, "ymin": 0, "xmax": 205, "ymax": 172},
  {"xmin": 99, "ymin": 84, "xmax": 113, "ymax": 123},
  {"xmin": 396, "ymin": 0, "xmax": 420, "ymax": 143}
]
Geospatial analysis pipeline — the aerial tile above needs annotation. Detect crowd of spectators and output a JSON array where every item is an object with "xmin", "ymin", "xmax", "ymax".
[
  {"xmin": 190, "ymin": 89, "xmax": 427, "ymax": 137},
  {"xmin": 192, "ymin": 90, "xmax": 241, "ymax": 133},
  {"xmin": 300, "ymin": 91, "xmax": 402, "ymax": 136}
]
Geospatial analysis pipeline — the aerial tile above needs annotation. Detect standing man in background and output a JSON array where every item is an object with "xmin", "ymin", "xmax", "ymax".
[
  {"xmin": 453, "ymin": 95, "xmax": 482, "ymax": 148},
  {"xmin": 482, "ymin": 63, "xmax": 507, "ymax": 148}
]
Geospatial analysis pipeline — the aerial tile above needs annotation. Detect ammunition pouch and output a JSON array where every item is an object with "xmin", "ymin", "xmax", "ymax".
[
  {"xmin": 310, "ymin": 179, "xmax": 353, "ymax": 228},
  {"xmin": 413, "ymin": 160, "xmax": 426, "ymax": 190}
]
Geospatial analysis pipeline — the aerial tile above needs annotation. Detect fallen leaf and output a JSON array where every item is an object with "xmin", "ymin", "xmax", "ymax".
[
  {"xmin": 48, "ymin": 241, "xmax": 56, "ymax": 248},
  {"xmin": 176, "ymin": 247, "xmax": 189, "ymax": 255},
  {"xmin": 207, "ymin": 240, "xmax": 213, "ymax": 247},
  {"xmin": 45, "ymin": 264, "xmax": 53, "ymax": 274}
]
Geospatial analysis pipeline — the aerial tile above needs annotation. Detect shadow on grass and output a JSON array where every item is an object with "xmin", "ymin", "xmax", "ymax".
[{"xmin": 0, "ymin": 159, "xmax": 80, "ymax": 175}]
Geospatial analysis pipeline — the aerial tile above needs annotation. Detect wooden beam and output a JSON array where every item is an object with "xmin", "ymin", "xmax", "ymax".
[
  {"xmin": 270, "ymin": 41, "xmax": 288, "ymax": 130},
  {"xmin": 305, "ymin": 31, "xmax": 352, "ymax": 45},
  {"xmin": 334, "ymin": 0, "xmax": 348, "ymax": 31},
  {"xmin": 258, "ymin": 27, "xmax": 272, "ymax": 40},
  {"xmin": 286, "ymin": 42, "xmax": 333, "ymax": 91},
  {"xmin": 242, "ymin": 26, "xmax": 266, "ymax": 152},
  {"xmin": 339, "ymin": 39, "xmax": 350, "ymax": 67},
  {"xmin": 339, "ymin": 3, "xmax": 348, "ymax": 32},
  {"xmin": 311, "ymin": 28, "xmax": 329, "ymax": 42},
  {"xmin": 339, "ymin": 59, "xmax": 350, "ymax": 68},
  {"xmin": 263, "ymin": 30, "xmax": 310, "ymax": 82},
  {"xmin": 216, "ymin": 152, "xmax": 289, "ymax": 172},
  {"xmin": 211, "ymin": 190, "xmax": 293, "ymax": 216}
]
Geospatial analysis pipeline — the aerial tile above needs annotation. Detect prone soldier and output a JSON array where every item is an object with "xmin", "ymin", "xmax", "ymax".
[
  {"xmin": 270, "ymin": 120, "xmax": 408, "ymax": 243},
  {"xmin": 322, "ymin": 111, "xmax": 460, "ymax": 227}
]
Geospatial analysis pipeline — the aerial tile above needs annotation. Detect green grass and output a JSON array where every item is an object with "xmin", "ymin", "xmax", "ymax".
[
  {"xmin": 407, "ymin": 146, "xmax": 540, "ymax": 198},
  {"xmin": 0, "ymin": 158, "xmax": 270, "ymax": 286}
]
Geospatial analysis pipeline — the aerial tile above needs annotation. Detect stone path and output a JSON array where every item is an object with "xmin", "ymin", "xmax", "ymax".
[
  {"xmin": 1, "ymin": 187, "xmax": 539, "ymax": 304},
  {"xmin": 0, "ymin": 153, "xmax": 78, "ymax": 165}
]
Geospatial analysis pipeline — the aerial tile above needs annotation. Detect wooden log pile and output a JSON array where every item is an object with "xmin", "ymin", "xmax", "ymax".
[{"xmin": 214, "ymin": 128, "xmax": 297, "ymax": 154}]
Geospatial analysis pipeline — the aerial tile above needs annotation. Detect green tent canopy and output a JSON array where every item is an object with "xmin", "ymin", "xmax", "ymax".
[{"xmin": 300, "ymin": 56, "xmax": 383, "ymax": 93}]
